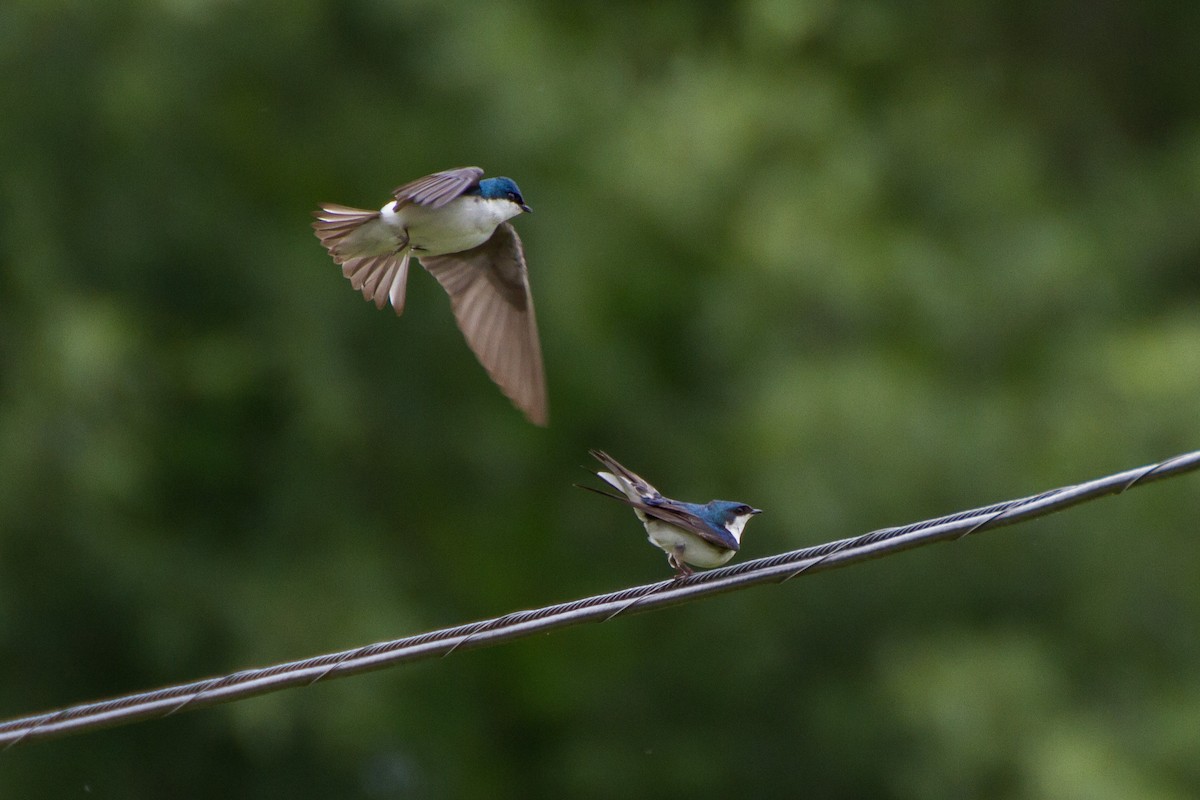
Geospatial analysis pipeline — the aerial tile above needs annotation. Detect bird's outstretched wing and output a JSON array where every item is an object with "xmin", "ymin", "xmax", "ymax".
[
  {"xmin": 392, "ymin": 166, "xmax": 484, "ymax": 209},
  {"xmin": 420, "ymin": 222, "xmax": 547, "ymax": 426},
  {"xmin": 584, "ymin": 450, "xmax": 739, "ymax": 551}
]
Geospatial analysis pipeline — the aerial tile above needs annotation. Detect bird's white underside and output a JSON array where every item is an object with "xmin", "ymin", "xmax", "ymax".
[
  {"xmin": 325, "ymin": 195, "xmax": 521, "ymax": 260},
  {"xmin": 644, "ymin": 520, "xmax": 738, "ymax": 568}
]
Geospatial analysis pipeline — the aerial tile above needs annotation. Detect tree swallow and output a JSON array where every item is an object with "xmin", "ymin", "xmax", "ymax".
[
  {"xmin": 580, "ymin": 450, "xmax": 762, "ymax": 577},
  {"xmin": 312, "ymin": 166, "xmax": 547, "ymax": 426}
]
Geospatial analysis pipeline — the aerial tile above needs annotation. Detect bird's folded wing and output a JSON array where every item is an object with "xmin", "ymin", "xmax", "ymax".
[
  {"xmin": 640, "ymin": 499, "xmax": 740, "ymax": 551},
  {"xmin": 419, "ymin": 222, "xmax": 548, "ymax": 426},
  {"xmin": 393, "ymin": 167, "xmax": 484, "ymax": 208}
]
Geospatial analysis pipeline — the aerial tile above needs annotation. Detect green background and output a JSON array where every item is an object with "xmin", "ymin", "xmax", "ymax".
[{"xmin": 2, "ymin": 1, "xmax": 1198, "ymax": 796}]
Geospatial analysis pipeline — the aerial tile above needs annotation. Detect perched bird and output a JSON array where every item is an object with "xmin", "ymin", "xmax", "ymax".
[
  {"xmin": 580, "ymin": 449, "xmax": 762, "ymax": 577},
  {"xmin": 312, "ymin": 166, "xmax": 547, "ymax": 426}
]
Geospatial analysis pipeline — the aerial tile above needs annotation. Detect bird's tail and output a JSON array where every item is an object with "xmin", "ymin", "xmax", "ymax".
[
  {"xmin": 587, "ymin": 450, "xmax": 662, "ymax": 503},
  {"xmin": 576, "ymin": 452, "xmax": 657, "ymax": 526},
  {"xmin": 312, "ymin": 204, "xmax": 411, "ymax": 314}
]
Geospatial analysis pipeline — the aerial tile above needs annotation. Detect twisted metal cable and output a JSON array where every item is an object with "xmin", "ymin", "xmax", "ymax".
[{"xmin": 2, "ymin": 450, "xmax": 1197, "ymax": 749}]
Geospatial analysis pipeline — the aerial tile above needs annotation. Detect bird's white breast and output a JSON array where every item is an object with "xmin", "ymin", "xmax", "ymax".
[
  {"xmin": 383, "ymin": 196, "xmax": 521, "ymax": 256},
  {"xmin": 725, "ymin": 513, "xmax": 754, "ymax": 544},
  {"xmin": 644, "ymin": 520, "xmax": 736, "ymax": 569}
]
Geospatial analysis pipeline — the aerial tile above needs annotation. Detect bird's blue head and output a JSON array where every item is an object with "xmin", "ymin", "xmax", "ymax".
[
  {"xmin": 703, "ymin": 500, "xmax": 762, "ymax": 540},
  {"xmin": 475, "ymin": 177, "xmax": 531, "ymax": 213}
]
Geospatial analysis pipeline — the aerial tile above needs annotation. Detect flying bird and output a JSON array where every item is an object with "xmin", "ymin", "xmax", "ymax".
[
  {"xmin": 313, "ymin": 166, "xmax": 547, "ymax": 425},
  {"xmin": 580, "ymin": 449, "xmax": 762, "ymax": 577}
]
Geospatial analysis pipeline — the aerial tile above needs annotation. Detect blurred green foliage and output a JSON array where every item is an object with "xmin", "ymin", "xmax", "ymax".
[{"xmin": 1, "ymin": 0, "xmax": 1198, "ymax": 796}]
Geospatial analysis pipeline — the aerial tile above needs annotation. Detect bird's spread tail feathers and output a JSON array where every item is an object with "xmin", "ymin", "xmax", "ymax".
[
  {"xmin": 312, "ymin": 205, "xmax": 410, "ymax": 314},
  {"xmin": 312, "ymin": 204, "xmax": 383, "ymax": 256}
]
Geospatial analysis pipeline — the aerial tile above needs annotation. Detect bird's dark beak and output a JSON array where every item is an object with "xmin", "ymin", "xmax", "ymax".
[
  {"xmin": 520, "ymin": 203, "xmax": 533, "ymax": 214},
  {"xmin": 750, "ymin": 508, "xmax": 763, "ymax": 515}
]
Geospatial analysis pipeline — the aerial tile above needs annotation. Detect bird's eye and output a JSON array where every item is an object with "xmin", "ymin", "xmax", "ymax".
[{"xmin": 507, "ymin": 191, "xmax": 518, "ymax": 201}]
